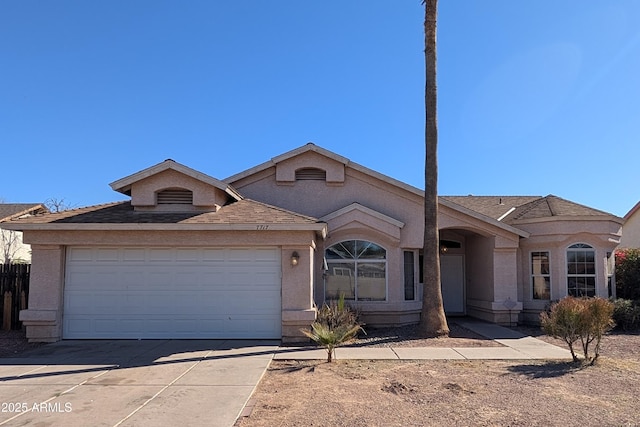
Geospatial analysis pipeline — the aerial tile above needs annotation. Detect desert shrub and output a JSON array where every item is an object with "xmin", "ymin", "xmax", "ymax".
[
  {"xmin": 611, "ymin": 298, "xmax": 640, "ymax": 331},
  {"xmin": 540, "ymin": 297, "xmax": 615, "ymax": 365},
  {"xmin": 615, "ymin": 249, "xmax": 640, "ymax": 300},
  {"xmin": 301, "ymin": 294, "xmax": 364, "ymax": 362}
]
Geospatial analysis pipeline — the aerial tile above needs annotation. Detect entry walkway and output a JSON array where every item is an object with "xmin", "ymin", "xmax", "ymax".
[{"xmin": 273, "ymin": 320, "xmax": 572, "ymax": 361}]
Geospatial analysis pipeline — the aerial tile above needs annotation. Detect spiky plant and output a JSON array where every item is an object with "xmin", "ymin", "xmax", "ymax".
[
  {"xmin": 302, "ymin": 322, "xmax": 363, "ymax": 362},
  {"xmin": 301, "ymin": 294, "xmax": 364, "ymax": 362}
]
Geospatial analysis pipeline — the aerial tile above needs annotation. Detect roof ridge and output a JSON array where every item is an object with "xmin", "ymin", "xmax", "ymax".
[
  {"xmin": 544, "ymin": 194, "xmax": 617, "ymax": 217},
  {"xmin": 509, "ymin": 196, "xmax": 546, "ymax": 220}
]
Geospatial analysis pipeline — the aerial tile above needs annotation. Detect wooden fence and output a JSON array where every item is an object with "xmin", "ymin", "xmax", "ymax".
[{"xmin": 0, "ymin": 264, "xmax": 30, "ymax": 330}]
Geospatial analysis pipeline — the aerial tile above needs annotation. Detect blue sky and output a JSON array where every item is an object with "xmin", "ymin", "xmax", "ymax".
[{"xmin": 1, "ymin": 1, "xmax": 639, "ymax": 217}]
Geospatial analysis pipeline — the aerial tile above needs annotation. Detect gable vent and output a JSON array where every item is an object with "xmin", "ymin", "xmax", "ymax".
[
  {"xmin": 157, "ymin": 189, "xmax": 193, "ymax": 205},
  {"xmin": 295, "ymin": 168, "xmax": 327, "ymax": 181}
]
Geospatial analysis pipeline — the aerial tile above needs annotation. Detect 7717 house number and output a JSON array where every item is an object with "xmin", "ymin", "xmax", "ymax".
[{"xmin": 256, "ymin": 225, "xmax": 269, "ymax": 230}]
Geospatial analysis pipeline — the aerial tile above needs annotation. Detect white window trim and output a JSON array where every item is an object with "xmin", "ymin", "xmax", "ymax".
[
  {"xmin": 325, "ymin": 240, "xmax": 388, "ymax": 302},
  {"xmin": 530, "ymin": 250, "xmax": 551, "ymax": 301},
  {"xmin": 566, "ymin": 243, "xmax": 597, "ymax": 297}
]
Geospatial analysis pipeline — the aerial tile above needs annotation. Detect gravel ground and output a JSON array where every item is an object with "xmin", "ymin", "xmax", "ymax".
[
  {"xmin": 237, "ymin": 324, "xmax": 640, "ymax": 427},
  {"xmin": 0, "ymin": 329, "xmax": 45, "ymax": 357},
  {"xmin": 345, "ymin": 322, "xmax": 503, "ymax": 348}
]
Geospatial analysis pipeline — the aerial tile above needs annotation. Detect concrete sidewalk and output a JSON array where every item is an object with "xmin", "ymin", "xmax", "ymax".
[{"xmin": 273, "ymin": 320, "xmax": 572, "ymax": 361}]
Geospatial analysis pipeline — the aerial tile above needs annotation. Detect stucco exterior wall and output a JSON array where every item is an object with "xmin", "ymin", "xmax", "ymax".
[
  {"xmin": 516, "ymin": 219, "xmax": 621, "ymax": 324},
  {"xmin": 276, "ymin": 151, "xmax": 346, "ymax": 185},
  {"xmin": 232, "ymin": 160, "xmax": 530, "ymax": 326},
  {"xmin": 130, "ymin": 169, "xmax": 226, "ymax": 209},
  {"xmin": 20, "ymin": 229, "xmax": 319, "ymax": 342},
  {"xmin": 620, "ymin": 209, "xmax": 640, "ymax": 248},
  {"xmin": 466, "ymin": 235, "xmax": 494, "ymax": 301},
  {"xmin": 232, "ymin": 164, "xmax": 425, "ymax": 249},
  {"xmin": 19, "ymin": 245, "xmax": 65, "ymax": 341}
]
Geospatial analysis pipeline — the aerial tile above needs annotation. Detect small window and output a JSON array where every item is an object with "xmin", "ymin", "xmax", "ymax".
[
  {"xmin": 606, "ymin": 251, "xmax": 614, "ymax": 298},
  {"xmin": 567, "ymin": 243, "xmax": 596, "ymax": 297},
  {"xmin": 531, "ymin": 251, "xmax": 550, "ymax": 300},
  {"xmin": 403, "ymin": 251, "xmax": 415, "ymax": 300},
  {"xmin": 157, "ymin": 189, "xmax": 193, "ymax": 205},
  {"xmin": 295, "ymin": 168, "xmax": 326, "ymax": 181}
]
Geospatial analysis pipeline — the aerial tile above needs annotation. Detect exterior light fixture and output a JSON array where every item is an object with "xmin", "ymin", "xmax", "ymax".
[
  {"xmin": 440, "ymin": 245, "xmax": 448, "ymax": 254},
  {"xmin": 291, "ymin": 251, "xmax": 300, "ymax": 266}
]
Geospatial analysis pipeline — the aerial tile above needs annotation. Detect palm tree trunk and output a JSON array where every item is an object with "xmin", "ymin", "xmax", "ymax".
[{"xmin": 418, "ymin": 0, "xmax": 449, "ymax": 337}]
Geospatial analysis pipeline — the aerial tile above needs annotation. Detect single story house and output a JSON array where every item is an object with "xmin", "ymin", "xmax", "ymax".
[
  {"xmin": 0, "ymin": 203, "xmax": 49, "ymax": 264},
  {"xmin": 4, "ymin": 143, "xmax": 623, "ymax": 342}
]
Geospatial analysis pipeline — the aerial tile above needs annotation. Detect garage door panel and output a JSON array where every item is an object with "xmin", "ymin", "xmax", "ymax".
[
  {"xmin": 67, "ymin": 247, "xmax": 95, "ymax": 262},
  {"xmin": 65, "ymin": 316, "xmax": 282, "ymax": 339},
  {"xmin": 96, "ymin": 248, "xmax": 119, "ymax": 261},
  {"xmin": 64, "ymin": 247, "xmax": 282, "ymax": 339}
]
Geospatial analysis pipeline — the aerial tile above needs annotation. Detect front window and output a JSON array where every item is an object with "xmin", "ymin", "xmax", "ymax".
[
  {"xmin": 403, "ymin": 251, "xmax": 415, "ymax": 300},
  {"xmin": 606, "ymin": 251, "xmax": 614, "ymax": 298},
  {"xmin": 567, "ymin": 243, "xmax": 596, "ymax": 297},
  {"xmin": 325, "ymin": 240, "xmax": 386, "ymax": 301},
  {"xmin": 531, "ymin": 251, "xmax": 550, "ymax": 300}
]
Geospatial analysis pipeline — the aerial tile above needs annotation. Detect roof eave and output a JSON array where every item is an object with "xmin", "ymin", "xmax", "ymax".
[
  {"xmin": 510, "ymin": 215, "xmax": 625, "ymax": 226},
  {"xmin": 439, "ymin": 198, "xmax": 530, "ymax": 238},
  {"xmin": 624, "ymin": 201, "xmax": 640, "ymax": 221},
  {"xmin": 3, "ymin": 222, "xmax": 328, "ymax": 233},
  {"xmin": 110, "ymin": 160, "xmax": 242, "ymax": 201}
]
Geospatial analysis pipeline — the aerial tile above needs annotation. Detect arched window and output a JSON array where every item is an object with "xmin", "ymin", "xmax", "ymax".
[
  {"xmin": 325, "ymin": 240, "xmax": 386, "ymax": 301},
  {"xmin": 567, "ymin": 243, "xmax": 596, "ymax": 297}
]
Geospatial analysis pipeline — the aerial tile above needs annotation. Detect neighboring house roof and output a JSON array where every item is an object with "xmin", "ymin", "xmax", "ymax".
[
  {"xmin": 2, "ymin": 199, "xmax": 327, "ymax": 234},
  {"xmin": 441, "ymin": 195, "xmax": 622, "ymax": 224},
  {"xmin": 624, "ymin": 200, "xmax": 640, "ymax": 221},
  {"xmin": 0, "ymin": 203, "xmax": 49, "ymax": 222},
  {"xmin": 110, "ymin": 159, "xmax": 244, "ymax": 201}
]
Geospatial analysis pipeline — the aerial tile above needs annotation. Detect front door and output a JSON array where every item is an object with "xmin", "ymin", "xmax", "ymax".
[{"xmin": 441, "ymin": 254, "xmax": 465, "ymax": 314}]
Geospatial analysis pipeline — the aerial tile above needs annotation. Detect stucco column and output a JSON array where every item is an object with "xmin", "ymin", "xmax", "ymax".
[
  {"xmin": 491, "ymin": 246, "xmax": 522, "ymax": 324},
  {"xmin": 20, "ymin": 245, "xmax": 65, "ymax": 342},
  {"xmin": 280, "ymin": 245, "xmax": 316, "ymax": 342}
]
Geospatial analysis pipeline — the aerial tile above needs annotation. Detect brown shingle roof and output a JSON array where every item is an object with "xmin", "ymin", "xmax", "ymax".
[
  {"xmin": 0, "ymin": 203, "xmax": 48, "ymax": 222},
  {"xmin": 440, "ymin": 195, "xmax": 620, "ymax": 223},
  {"xmin": 5, "ymin": 199, "xmax": 321, "ymax": 226},
  {"xmin": 506, "ymin": 195, "xmax": 617, "ymax": 222},
  {"xmin": 440, "ymin": 196, "xmax": 540, "ymax": 220}
]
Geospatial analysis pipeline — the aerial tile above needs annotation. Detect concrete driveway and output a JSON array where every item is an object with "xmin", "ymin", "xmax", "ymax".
[{"xmin": 0, "ymin": 339, "xmax": 279, "ymax": 427}]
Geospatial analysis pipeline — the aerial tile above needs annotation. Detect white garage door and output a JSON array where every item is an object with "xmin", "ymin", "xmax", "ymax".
[{"xmin": 63, "ymin": 247, "xmax": 282, "ymax": 339}]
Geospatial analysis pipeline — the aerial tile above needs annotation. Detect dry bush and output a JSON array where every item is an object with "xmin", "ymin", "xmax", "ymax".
[{"xmin": 541, "ymin": 297, "xmax": 614, "ymax": 365}]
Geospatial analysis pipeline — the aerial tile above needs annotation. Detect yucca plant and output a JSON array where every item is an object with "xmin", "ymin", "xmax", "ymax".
[{"xmin": 301, "ymin": 294, "xmax": 364, "ymax": 362}]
